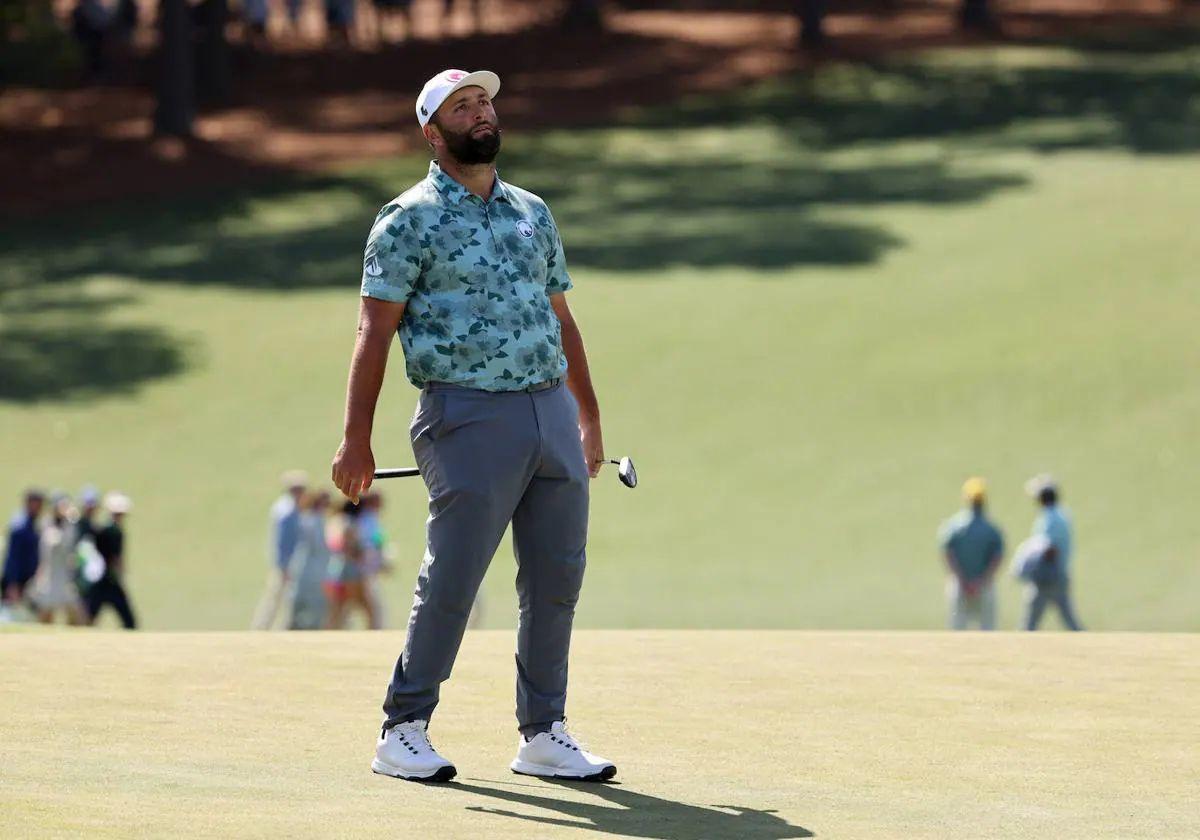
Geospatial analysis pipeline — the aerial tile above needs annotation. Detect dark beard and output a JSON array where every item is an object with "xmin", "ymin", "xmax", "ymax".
[{"xmin": 439, "ymin": 121, "xmax": 502, "ymax": 164}]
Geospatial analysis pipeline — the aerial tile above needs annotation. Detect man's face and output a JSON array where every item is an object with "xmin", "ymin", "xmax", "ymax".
[
  {"xmin": 26, "ymin": 497, "xmax": 44, "ymax": 517},
  {"xmin": 430, "ymin": 86, "xmax": 501, "ymax": 164}
]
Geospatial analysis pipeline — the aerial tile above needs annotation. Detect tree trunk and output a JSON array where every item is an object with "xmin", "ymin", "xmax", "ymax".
[
  {"xmin": 797, "ymin": 0, "xmax": 827, "ymax": 49},
  {"xmin": 560, "ymin": 0, "xmax": 603, "ymax": 31},
  {"xmin": 195, "ymin": 0, "xmax": 232, "ymax": 105},
  {"xmin": 153, "ymin": 0, "xmax": 194, "ymax": 136},
  {"xmin": 959, "ymin": 0, "xmax": 996, "ymax": 32}
]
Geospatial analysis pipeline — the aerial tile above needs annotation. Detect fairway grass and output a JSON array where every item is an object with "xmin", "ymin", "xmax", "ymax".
[{"xmin": 3, "ymin": 631, "xmax": 1197, "ymax": 839}]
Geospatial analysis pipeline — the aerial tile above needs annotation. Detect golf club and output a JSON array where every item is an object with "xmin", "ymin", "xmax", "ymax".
[{"xmin": 375, "ymin": 458, "xmax": 637, "ymax": 488}]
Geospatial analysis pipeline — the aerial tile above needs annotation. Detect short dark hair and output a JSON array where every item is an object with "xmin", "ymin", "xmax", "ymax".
[{"xmin": 1038, "ymin": 487, "xmax": 1058, "ymax": 507}]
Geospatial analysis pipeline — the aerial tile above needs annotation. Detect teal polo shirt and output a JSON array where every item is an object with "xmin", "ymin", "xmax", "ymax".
[
  {"xmin": 1033, "ymin": 506, "xmax": 1073, "ymax": 577},
  {"xmin": 361, "ymin": 161, "xmax": 573, "ymax": 391},
  {"xmin": 939, "ymin": 509, "xmax": 1005, "ymax": 581}
]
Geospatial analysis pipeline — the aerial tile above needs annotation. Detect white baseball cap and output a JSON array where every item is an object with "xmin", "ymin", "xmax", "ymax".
[
  {"xmin": 104, "ymin": 492, "xmax": 133, "ymax": 514},
  {"xmin": 416, "ymin": 69, "xmax": 501, "ymax": 127}
]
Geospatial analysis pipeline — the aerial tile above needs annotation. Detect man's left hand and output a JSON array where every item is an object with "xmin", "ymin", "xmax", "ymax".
[{"xmin": 580, "ymin": 415, "xmax": 604, "ymax": 478}]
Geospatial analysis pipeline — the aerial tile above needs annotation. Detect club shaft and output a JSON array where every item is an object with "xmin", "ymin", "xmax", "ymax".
[{"xmin": 373, "ymin": 468, "xmax": 422, "ymax": 479}]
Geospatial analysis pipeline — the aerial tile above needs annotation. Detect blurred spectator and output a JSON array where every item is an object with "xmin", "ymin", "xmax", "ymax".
[
  {"xmin": 286, "ymin": 0, "xmax": 305, "ymax": 30},
  {"xmin": 71, "ymin": 0, "xmax": 113, "ymax": 78},
  {"xmin": 439, "ymin": 0, "xmax": 481, "ymax": 36},
  {"xmin": 370, "ymin": 0, "xmax": 413, "ymax": 42},
  {"xmin": 3, "ymin": 489, "xmax": 45, "ymax": 609},
  {"xmin": 30, "ymin": 493, "xmax": 87, "ymax": 625},
  {"xmin": 287, "ymin": 489, "xmax": 332, "ymax": 630},
  {"xmin": 85, "ymin": 492, "xmax": 138, "ymax": 629},
  {"xmin": 252, "ymin": 470, "xmax": 307, "ymax": 630},
  {"xmin": 242, "ymin": 0, "xmax": 269, "ymax": 41},
  {"xmin": 75, "ymin": 485, "xmax": 101, "ymax": 544},
  {"xmin": 1020, "ymin": 475, "xmax": 1084, "ymax": 631},
  {"xmin": 113, "ymin": 0, "xmax": 139, "ymax": 40},
  {"xmin": 325, "ymin": 0, "xmax": 356, "ymax": 44},
  {"xmin": 358, "ymin": 491, "xmax": 393, "ymax": 629},
  {"xmin": 324, "ymin": 499, "xmax": 374, "ymax": 628},
  {"xmin": 938, "ymin": 477, "xmax": 1004, "ymax": 631}
]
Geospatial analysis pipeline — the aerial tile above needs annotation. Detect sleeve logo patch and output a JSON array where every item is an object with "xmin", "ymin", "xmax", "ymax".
[
  {"xmin": 364, "ymin": 254, "xmax": 383, "ymax": 277},
  {"xmin": 515, "ymin": 220, "xmax": 535, "ymax": 238}
]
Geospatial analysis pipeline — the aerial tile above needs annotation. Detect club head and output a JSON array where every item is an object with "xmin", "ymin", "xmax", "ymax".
[{"xmin": 617, "ymin": 456, "xmax": 637, "ymax": 489}]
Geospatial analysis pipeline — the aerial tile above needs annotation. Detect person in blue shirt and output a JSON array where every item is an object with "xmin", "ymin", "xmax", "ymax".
[
  {"xmin": 1021, "ymin": 474, "xmax": 1084, "ymax": 631},
  {"xmin": 938, "ymin": 477, "xmax": 1005, "ymax": 630},
  {"xmin": 3, "ymin": 489, "xmax": 45, "ymax": 608},
  {"xmin": 251, "ymin": 470, "xmax": 308, "ymax": 630}
]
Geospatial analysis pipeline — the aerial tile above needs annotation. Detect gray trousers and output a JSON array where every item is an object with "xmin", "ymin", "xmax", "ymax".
[
  {"xmin": 1023, "ymin": 579, "xmax": 1083, "ymax": 631},
  {"xmin": 382, "ymin": 381, "xmax": 589, "ymax": 736}
]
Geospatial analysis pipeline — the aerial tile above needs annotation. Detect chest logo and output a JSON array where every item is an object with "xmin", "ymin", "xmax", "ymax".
[{"xmin": 515, "ymin": 220, "xmax": 535, "ymax": 239}]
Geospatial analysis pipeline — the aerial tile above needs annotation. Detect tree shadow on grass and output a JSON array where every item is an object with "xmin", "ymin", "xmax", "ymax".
[
  {"xmin": 0, "ymin": 323, "xmax": 192, "ymax": 403},
  {"xmin": 2, "ymin": 27, "xmax": 1198, "ymax": 400},
  {"xmin": 448, "ymin": 778, "xmax": 814, "ymax": 840},
  {"xmin": 643, "ymin": 28, "xmax": 1200, "ymax": 155}
]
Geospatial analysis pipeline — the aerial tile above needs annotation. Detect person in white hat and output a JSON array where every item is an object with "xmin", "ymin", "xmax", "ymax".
[
  {"xmin": 332, "ymin": 69, "xmax": 615, "ymax": 783},
  {"xmin": 1020, "ymin": 475, "xmax": 1084, "ymax": 631},
  {"xmin": 251, "ymin": 470, "xmax": 309, "ymax": 630},
  {"xmin": 84, "ymin": 492, "xmax": 138, "ymax": 629}
]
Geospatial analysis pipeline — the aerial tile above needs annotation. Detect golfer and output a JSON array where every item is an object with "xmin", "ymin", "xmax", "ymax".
[{"xmin": 331, "ymin": 69, "xmax": 615, "ymax": 783}]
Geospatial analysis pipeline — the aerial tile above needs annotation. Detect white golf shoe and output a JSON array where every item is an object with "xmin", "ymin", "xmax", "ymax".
[
  {"xmin": 371, "ymin": 720, "xmax": 457, "ymax": 782},
  {"xmin": 510, "ymin": 721, "xmax": 617, "ymax": 782}
]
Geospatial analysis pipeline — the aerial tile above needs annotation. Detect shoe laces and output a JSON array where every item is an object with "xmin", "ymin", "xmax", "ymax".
[
  {"xmin": 552, "ymin": 720, "xmax": 588, "ymax": 753},
  {"xmin": 394, "ymin": 720, "xmax": 434, "ymax": 753}
]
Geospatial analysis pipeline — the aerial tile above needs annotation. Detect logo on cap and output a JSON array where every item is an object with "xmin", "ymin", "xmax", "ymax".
[
  {"xmin": 420, "ymin": 106, "xmax": 428, "ymax": 116},
  {"xmin": 446, "ymin": 71, "xmax": 467, "ymax": 82}
]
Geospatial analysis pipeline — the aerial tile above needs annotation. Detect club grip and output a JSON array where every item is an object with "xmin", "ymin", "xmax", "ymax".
[{"xmin": 373, "ymin": 468, "xmax": 422, "ymax": 479}]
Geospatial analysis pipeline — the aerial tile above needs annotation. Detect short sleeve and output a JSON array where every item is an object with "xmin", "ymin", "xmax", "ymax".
[
  {"xmin": 938, "ymin": 519, "xmax": 956, "ymax": 551},
  {"xmin": 361, "ymin": 204, "xmax": 421, "ymax": 303},
  {"xmin": 542, "ymin": 206, "xmax": 573, "ymax": 295}
]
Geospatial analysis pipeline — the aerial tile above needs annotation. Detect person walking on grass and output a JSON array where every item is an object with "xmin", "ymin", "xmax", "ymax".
[
  {"xmin": 85, "ymin": 493, "xmax": 137, "ymax": 629},
  {"xmin": 1020, "ymin": 474, "xmax": 1084, "ymax": 631},
  {"xmin": 30, "ymin": 493, "xmax": 87, "ymax": 625},
  {"xmin": 938, "ymin": 477, "xmax": 1004, "ymax": 631},
  {"xmin": 286, "ymin": 489, "xmax": 333, "ymax": 631},
  {"xmin": 331, "ymin": 69, "xmax": 615, "ymax": 783},
  {"xmin": 323, "ymin": 498, "xmax": 378, "ymax": 629},
  {"xmin": 2, "ymin": 489, "xmax": 45, "ymax": 618},
  {"xmin": 252, "ymin": 470, "xmax": 307, "ymax": 630}
]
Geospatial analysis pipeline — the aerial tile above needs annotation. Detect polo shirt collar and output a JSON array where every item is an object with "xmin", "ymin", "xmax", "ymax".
[{"xmin": 428, "ymin": 160, "xmax": 511, "ymax": 205}]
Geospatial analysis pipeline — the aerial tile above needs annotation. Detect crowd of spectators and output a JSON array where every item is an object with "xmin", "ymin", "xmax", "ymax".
[
  {"xmin": 2, "ymin": 487, "xmax": 138, "ymax": 628},
  {"xmin": 252, "ymin": 470, "xmax": 399, "ymax": 631}
]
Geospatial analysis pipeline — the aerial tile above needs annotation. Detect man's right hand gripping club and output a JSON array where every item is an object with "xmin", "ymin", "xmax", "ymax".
[{"xmin": 332, "ymin": 297, "xmax": 407, "ymax": 503}]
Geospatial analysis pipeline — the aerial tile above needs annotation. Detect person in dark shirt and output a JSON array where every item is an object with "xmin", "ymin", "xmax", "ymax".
[
  {"xmin": 3, "ymin": 489, "xmax": 45, "ymax": 606},
  {"xmin": 84, "ymin": 493, "xmax": 137, "ymax": 629}
]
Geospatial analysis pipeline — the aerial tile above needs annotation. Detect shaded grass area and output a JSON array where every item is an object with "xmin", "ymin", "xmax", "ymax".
[
  {"xmin": 0, "ymin": 33, "xmax": 1198, "ymax": 631},
  {"xmin": 2, "ymin": 631, "xmax": 1198, "ymax": 839}
]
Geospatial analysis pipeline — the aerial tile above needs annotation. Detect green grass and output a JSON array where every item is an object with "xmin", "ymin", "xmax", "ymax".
[
  {"xmin": 2, "ymin": 35, "xmax": 1199, "ymax": 630},
  {"xmin": 2, "ymin": 630, "xmax": 1198, "ymax": 838}
]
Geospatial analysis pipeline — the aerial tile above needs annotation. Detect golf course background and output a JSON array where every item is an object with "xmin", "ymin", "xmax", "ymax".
[{"xmin": 2, "ymin": 33, "xmax": 1198, "ymax": 631}]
